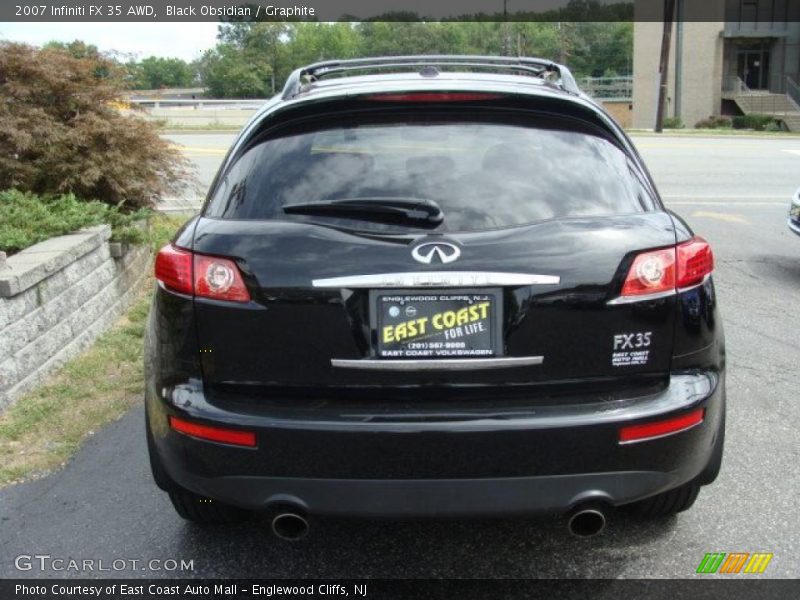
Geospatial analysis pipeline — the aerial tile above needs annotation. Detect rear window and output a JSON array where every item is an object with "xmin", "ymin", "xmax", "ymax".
[{"xmin": 205, "ymin": 115, "xmax": 653, "ymax": 232}]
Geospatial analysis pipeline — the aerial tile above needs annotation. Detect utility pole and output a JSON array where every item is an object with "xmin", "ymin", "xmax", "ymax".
[
  {"xmin": 502, "ymin": 0, "xmax": 512, "ymax": 57},
  {"xmin": 655, "ymin": 0, "xmax": 677, "ymax": 132}
]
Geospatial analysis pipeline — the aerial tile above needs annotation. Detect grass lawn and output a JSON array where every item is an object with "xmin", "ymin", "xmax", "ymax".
[{"xmin": 0, "ymin": 214, "xmax": 185, "ymax": 487}]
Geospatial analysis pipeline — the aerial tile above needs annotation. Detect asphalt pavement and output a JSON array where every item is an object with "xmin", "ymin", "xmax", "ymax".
[{"xmin": 1, "ymin": 133, "xmax": 799, "ymax": 579}]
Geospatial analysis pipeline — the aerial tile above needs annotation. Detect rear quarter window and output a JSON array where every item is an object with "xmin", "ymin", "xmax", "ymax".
[{"xmin": 205, "ymin": 113, "xmax": 653, "ymax": 232}]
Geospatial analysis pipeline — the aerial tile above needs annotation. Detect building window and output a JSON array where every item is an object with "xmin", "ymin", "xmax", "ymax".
[{"xmin": 741, "ymin": 0, "xmax": 758, "ymax": 22}]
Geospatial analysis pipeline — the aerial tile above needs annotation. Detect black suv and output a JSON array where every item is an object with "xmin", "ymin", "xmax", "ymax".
[{"xmin": 145, "ymin": 56, "xmax": 725, "ymax": 539}]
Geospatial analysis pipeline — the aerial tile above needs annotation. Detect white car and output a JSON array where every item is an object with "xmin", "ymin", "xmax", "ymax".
[{"xmin": 790, "ymin": 188, "xmax": 800, "ymax": 237}]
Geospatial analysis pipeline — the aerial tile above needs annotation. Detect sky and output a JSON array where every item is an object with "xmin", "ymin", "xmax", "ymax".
[{"xmin": 0, "ymin": 23, "xmax": 220, "ymax": 61}]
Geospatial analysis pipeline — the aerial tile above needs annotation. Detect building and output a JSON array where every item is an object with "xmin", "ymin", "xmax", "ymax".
[{"xmin": 633, "ymin": 0, "xmax": 800, "ymax": 130}]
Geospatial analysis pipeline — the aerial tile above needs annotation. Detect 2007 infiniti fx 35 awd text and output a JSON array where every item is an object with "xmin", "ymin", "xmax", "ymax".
[{"xmin": 144, "ymin": 56, "xmax": 725, "ymax": 540}]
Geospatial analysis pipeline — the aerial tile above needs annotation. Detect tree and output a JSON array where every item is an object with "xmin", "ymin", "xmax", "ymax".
[
  {"xmin": 195, "ymin": 20, "xmax": 633, "ymax": 97},
  {"xmin": 200, "ymin": 44, "xmax": 273, "ymax": 98},
  {"xmin": 133, "ymin": 56, "xmax": 195, "ymax": 89},
  {"xmin": 0, "ymin": 42, "xmax": 189, "ymax": 209},
  {"xmin": 218, "ymin": 22, "xmax": 290, "ymax": 92},
  {"xmin": 286, "ymin": 22, "xmax": 360, "ymax": 65},
  {"xmin": 42, "ymin": 39, "xmax": 101, "ymax": 59}
]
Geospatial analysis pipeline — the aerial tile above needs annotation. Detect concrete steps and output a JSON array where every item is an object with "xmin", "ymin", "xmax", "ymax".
[
  {"xmin": 779, "ymin": 114, "xmax": 800, "ymax": 132},
  {"xmin": 731, "ymin": 93, "xmax": 800, "ymax": 132}
]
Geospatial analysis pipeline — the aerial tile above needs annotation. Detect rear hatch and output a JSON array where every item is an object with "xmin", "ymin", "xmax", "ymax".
[{"xmin": 191, "ymin": 101, "xmax": 677, "ymax": 399}]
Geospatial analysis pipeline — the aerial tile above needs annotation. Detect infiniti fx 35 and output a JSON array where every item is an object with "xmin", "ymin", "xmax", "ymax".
[{"xmin": 145, "ymin": 56, "xmax": 725, "ymax": 535}]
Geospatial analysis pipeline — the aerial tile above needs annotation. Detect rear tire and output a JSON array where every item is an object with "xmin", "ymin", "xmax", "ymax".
[
  {"xmin": 168, "ymin": 489, "xmax": 250, "ymax": 525},
  {"xmin": 625, "ymin": 481, "xmax": 701, "ymax": 518},
  {"xmin": 146, "ymin": 408, "xmax": 250, "ymax": 524}
]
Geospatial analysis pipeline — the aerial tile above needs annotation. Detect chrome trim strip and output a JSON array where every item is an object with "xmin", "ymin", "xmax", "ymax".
[
  {"xmin": 331, "ymin": 356, "xmax": 544, "ymax": 371},
  {"xmin": 677, "ymin": 274, "xmax": 712, "ymax": 294},
  {"xmin": 313, "ymin": 272, "xmax": 559, "ymax": 288},
  {"xmin": 788, "ymin": 218, "xmax": 800, "ymax": 236},
  {"xmin": 606, "ymin": 289, "xmax": 676, "ymax": 305},
  {"xmin": 606, "ymin": 274, "xmax": 711, "ymax": 306}
]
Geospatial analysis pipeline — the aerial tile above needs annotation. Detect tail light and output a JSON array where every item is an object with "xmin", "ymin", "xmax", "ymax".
[
  {"xmin": 155, "ymin": 244, "xmax": 250, "ymax": 303},
  {"xmin": 676, "ymin": 237, "xmax": 714, "ymax": 288},
  {"xmin": 194, "ymin": 254, "xmax": 250, "ymax": 302},
  {"xmin": 620, "ymin": 248, "xmax": 676, "ymax": 297},
  {"xmin": 154, "ymin": 244, "xmax": 192, "ymax": 295},
  {"xmin": 618, "ymin": 237, "xmax": 713, "ymax": 301}
]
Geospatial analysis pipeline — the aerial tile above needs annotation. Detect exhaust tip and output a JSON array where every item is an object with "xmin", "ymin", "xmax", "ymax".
[
  {"xmin": 271, "ymin": 512, "xmax": 309, "ymax": 541},
  {"xmin": 568, "ymin": 507, "xmax": 606, "ymax": 538}
]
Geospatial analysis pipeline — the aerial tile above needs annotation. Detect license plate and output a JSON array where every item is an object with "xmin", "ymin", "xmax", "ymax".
[{"xmin": 373, "ymin": 290, "xmax": 501, "ymax": 359}]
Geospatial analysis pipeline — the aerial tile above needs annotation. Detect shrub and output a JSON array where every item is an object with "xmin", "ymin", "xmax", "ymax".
[
  {"xmin": 731, "ymin": 113, "xmax": 779, "ymax": 131},
  {"xmin": 0, "ymin": 189, "xmax": 150, "ymax": 255},
  {"xmin": 662, "ymin": 117, "xmax": 684, "ymax": 129},
  {"xmin": 0, "ymin": 42, "xmax": 190, "ymax": 210},
  {"xmin": 695, "ymin": 115, "xmax": 732, "ymax": 129}
]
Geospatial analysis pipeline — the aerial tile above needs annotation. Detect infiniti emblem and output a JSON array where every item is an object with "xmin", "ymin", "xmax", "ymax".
[{"xmin": 411, "ymin": 241, "xmax": 461, "ymax": 265}]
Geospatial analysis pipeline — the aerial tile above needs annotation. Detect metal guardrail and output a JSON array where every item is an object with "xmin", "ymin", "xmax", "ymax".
[
  {"xmin": 127, "ymin": 98, "xmax": 267, "ymax": 109},
  {"xmin": 580, "ymin": 76, "xmax": 632, "ymax": 102}
]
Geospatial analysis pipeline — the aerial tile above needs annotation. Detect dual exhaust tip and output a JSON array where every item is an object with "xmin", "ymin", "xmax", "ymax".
[
  {"xmin": 271, "ymin": 510, "xmax": 309, "ymax": 541},
  {"xmin": 269, "ymin": 505, "xmax": 606, "ymax": 540},
  {"xmin": 567, "ymin": 505, "xmax": 607, "ymax": 538}
]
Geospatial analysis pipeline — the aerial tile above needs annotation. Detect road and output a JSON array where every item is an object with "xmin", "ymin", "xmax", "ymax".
[{"xmin": 1, "ymin": 134, "xmax": 799, "ymax": 579}]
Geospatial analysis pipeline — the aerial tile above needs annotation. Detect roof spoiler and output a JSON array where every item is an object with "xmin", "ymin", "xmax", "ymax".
[{"xmin": 280, "ymin": 55, "xmax": 581, "ymax": 100}]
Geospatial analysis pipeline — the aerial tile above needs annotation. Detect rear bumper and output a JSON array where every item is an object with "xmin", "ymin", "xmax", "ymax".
[
  {"xmin": 169, "ymin": 470, "xmax": 692, "ymax": 518},
  {"xmin": 789, "ymin": 217, "xmax": 800, "ymax": 237},
  {"xmin": 147, "ymin": 371, "xmax": 724, "ymax": 516}
]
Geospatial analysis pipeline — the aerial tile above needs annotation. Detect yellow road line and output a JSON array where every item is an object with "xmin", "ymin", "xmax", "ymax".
[
  {"xmin": 178, "ymin": 146, "xmax": 227, "ymax": 155},
  {"xmin": 690, "ymin": 210, "xmax": 749, "ymax": 224}
]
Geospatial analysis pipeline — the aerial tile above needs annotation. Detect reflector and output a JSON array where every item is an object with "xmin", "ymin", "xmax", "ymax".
[
  {"xmin": 619, "ymin": 408, "xmax": 705, "ymax": 443},
  {"xmin": 169, "ymin": 416, "xmax": 257, "ymax": 447}
]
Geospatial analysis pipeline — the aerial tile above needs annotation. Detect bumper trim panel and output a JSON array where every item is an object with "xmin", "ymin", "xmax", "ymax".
[{"xmin": 331, "ymin": 356, "xmax": 543, "ymax": 371}]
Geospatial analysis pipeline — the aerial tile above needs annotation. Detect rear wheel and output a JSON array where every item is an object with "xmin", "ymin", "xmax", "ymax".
[
  {"xmin": 625, "ymin": 396, "xmax": 725, "ymax": 518},
  {"xmin": 146, "ymin": 409, "xmax": 250, "ymax": 524},
  {"xmin": 624, "ymin": 481, "xmax": 701, "ymax": 518}
]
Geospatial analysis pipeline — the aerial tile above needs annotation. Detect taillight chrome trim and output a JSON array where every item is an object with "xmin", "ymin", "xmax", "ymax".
[
  {"xmin": 606, "ymin": 288, "xmax": 676, "ymax": 306},
  {"xmin": 606, "ymin": 274, "xmax": 710, "ymax": 306},
  {"xmin": 331, "ymin": 356, "xmax": 544, "ymax": 370},
  {"xmin": 313, "ymin": 271, "xmax": 560, "ymax": 289}
]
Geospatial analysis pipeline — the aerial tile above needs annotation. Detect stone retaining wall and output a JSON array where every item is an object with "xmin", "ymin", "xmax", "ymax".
[{"xmin": 0, "ymin": 225, "xmax": 151, "ymax": 411}]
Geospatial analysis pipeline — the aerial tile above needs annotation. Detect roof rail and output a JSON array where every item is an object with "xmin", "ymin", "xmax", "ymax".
[{"xmin": 281, "ymin": 55, "xmax": 580, "ymax": 100}]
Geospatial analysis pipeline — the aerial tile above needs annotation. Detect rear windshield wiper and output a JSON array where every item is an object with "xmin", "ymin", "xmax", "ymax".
[{"xmin": 282, "ymin": 197, "xmax": 444, "ymax": 227}]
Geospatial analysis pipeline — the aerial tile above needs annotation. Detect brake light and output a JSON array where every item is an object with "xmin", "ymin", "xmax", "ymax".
[
  {"xmin": 619, "ymin": 237, "xmax": 714, "ymax": 300},
  {"xmin": 365, "ymin": 92, "xmax": 502, "ymax": 102},
  {"xmin": 154, "ymin": 244, "xmax": 250, "ymax": 303},
  {"xmin": 619, "ymin": 408, "xmax": 705, "ymax": 444},
  {"xmin": 676, "ymin": 237, "xmax": 714, "ymax": 288},
  {"xmin": 154, "ymin": 244, "xmax": 193, "ymax": 295},
  {"xmin": 169, "ymin": 416, "xmax": 257, "ymax": 447},
  {"xmin": 194, "ymin": 254, "xmax": 250, "ymax": 303}
]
